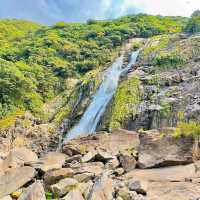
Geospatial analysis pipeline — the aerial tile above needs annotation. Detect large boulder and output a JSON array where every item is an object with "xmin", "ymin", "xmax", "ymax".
[
  {"xmin": 32, "ymin": 152, "xmax": 67, "ymax": 172},
  {"xmin": 62, "ymin": 189, "xmax": 84, "ymax": 200},
  {"xmin": 50, "ymin": 178, "xmax": 78, "ymax": 197},
  {"xmin": 138, "ymin": 130, "xmax": 193, "ymax": 168},
  {"xmin": 44, "ymin": 168, "xmax": 74, "ymax": 185},
  {"xmin": 119, "ymin": 154, "xmax": 137, "ymax": 173},
  {"xmin": 2, "ymin": 147, "xmax": 38, "ymax": 172},
  {"xmin": 18, "ymin": 182, "xmax": 46, "ymax": 200},
  {"xmin": 0, "ymin": 167, "xmax": 36, "ymax": 198},
  {"xmin": 63, "ymin": 129, "xmax": 139, "ymax": 156},
  {"xmin": 88, "ymin": 173, "xmax": 114, "ymax": 200}
]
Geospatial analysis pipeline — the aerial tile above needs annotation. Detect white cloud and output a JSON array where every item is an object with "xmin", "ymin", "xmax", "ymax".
[{"xmin": 122, "ymin": 0, "xmax": 200, "ymax": 17}]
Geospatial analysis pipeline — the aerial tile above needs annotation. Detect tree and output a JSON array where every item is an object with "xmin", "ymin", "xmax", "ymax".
[{"xmin": 185, "ymin": 10, "xmax": 200, "ymax": 33}]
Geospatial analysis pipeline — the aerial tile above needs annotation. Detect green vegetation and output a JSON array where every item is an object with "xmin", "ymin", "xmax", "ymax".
[
  {"xmin": 109, "ymin": 76, "xmax": 142, "ymax": 129},
  {"xmin": 0, "ymin": 14, "xmax": 187, "ymax": 124},
  {"xmin": 185, "ymin": 10, "xmax": 200, "ymax": 33}
]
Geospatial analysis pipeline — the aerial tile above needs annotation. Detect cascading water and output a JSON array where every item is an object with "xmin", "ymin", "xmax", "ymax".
[{"xmin": 65, "ymin": 50, "xmax": 139, "ymax": 141}]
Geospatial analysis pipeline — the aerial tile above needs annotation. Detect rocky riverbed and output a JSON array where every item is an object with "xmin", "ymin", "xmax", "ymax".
[{"xmin": 0, "ymin": 129, "xmax": 200, "ymax": 200}]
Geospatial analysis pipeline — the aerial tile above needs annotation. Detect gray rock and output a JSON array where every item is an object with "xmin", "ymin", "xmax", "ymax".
[
  {"xmin": 119, "ymin": 154, "xmax": 137, "ymax": 173},
  {"xmin": 138, "ymin": 130, "xmax": 193, "ymax": 168},
  {"xmin": 62, "ymin": 189, "xmax": 84, "ymax": 200},
  {"xmin": 0, "ymin": 167, "xmax": 36, "ymax": 198},
  {"xmin": 88, "ymin": 173, "xmax": 114, "ymax": 200},
  {"xmin": 128, "ymin": 179, "xmax": 148, "ymax": 195},
  {"xmin": 50, "ymin": 178, "xmax": 78, "ymax": 197},
  {"xmin": 44, "ymin": 168, "xmax": 74, "ymax": 185},
  {"xmin": 18, "ymin": 182, "xmax": 46, "ymax": 200},
  {"xmin": 2, "ymin": 147, "xmax": 38, "ymax": 171},
  {"xmin": 33, "ymin": 152, "xmax": 66, "ymax": 172}
]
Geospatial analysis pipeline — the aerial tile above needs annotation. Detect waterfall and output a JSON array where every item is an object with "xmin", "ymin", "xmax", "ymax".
[{"xmin": 65, "ymin": 50, "xmax": 139, "ymax": 141}]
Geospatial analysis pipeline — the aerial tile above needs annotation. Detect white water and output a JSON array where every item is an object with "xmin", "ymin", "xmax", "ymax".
[{"xmin": 65, "ymin": 50, "xmax": 139, "ymax": 141}]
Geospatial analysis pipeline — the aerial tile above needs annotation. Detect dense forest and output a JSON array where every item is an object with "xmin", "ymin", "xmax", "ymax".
[{"xmin": 0, "ymin": 13, "xmax": 191, "ymax": 124}]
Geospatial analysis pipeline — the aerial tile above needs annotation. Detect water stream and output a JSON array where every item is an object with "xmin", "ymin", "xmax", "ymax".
[{"xmin": 65, "ymin": 50, "xmax": 139, "ymax": 141}]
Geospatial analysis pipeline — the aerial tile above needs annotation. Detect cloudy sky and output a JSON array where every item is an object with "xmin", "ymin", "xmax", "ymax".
[{"xmin": 0, "ymin": 0, "xmax": 199, "ymax": 24}]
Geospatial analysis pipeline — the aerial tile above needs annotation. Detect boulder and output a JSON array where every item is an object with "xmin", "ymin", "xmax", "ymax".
[
  {"xmin": 128, "ymin": 179, "xmax": 148, "ymax": 195},
  {"xmin": 44, "ymin": 168, "xmax": 74, "ymax": 185},
  {"xmin": 119, "ymin": 154, "xmax": 137, "ymax": 173},
  {"xmin": 105, "ymin": 156, "xmax": 119, "ymax": 169},
  {"xmin": 88, "ymin": 173, "xmax": 114, "ymax": 200},
  {"xmin": 0, "ymin": 196, "xmax": 12, "ymax": 200},
  {"xmin": 50, "ymin": 178, "xmax": 78, "ymax": 197},
  {"xmin": 138, "ymin": 130, "xmax": 193, "ymax": 168},
  {"xmin": 74, "ymin": 172, "xmax": 94, "ymax": 182},
  {"xmin": 18, "ymin": 182, "xmax": 46, "ymax": 200},
  {"xmin": 62, "ymin": 189, "xmax": 84, "ymax": 200},
  {"xmin": 33, "ymin": 152, "xmax": 66, "ymax": 172},
  {"xmin": 2, "ymin": 147, "xmax": 38, "ymax": 171},
  {"xmin": 148, "ymin": 181, "xmax": 200, "ymax": 200},
  {"xmin": 63, "ymin": 129, "xmax": 139, "ymax": 156},
  {"xmin": 0, "ymin": 167, "xmax": 36, "ymax": 198},
  {"xmin": 117, "ymin": 187, "xmax": 139, "ymax": 200}
]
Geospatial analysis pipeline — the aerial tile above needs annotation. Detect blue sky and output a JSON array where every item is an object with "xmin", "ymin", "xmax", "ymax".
[{"xmin": 0, "ymin": 0, "xmax": 199, "ymax": 24}]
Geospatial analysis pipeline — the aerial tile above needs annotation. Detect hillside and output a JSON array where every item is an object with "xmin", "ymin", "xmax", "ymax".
[{"xmin": 2, "ymin": 12, "xmax": 200, "ymax": 200}]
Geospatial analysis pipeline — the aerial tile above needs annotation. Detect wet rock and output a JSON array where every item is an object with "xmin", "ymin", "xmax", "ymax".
[
  {"xmin": 50, "ymin": 178, "xmax": 78, "ymax": 197},
  {"xmin": 88, "ymin": 173, "xmax": 114, "ymax": 200},
  {"xmin": 33, "ymin": 152, "xmax": 66, "ymax": 172},
  {"xmin": 128, "ymin": 179, "xmax": 148, "ymax": 195},
  {"xmin": 62, "ymin": 130, "xmax": 139, "ymax": 156},
  {"xmin": 18, "ymin": 182, "xmax": 46, "ymax": 200},
  {"xmin": 0, "ymin": 167, "xmax": 36, "ymax": 198},
  {"xmin": 119, "ymin": 154, "xmax": 137, "ymax": 173},
  {"xmin": 44, "ymin": 168, "xmax": 74, "ymax": 185},
  {"xmin": 138, "ymin": 130, "xmax": 193, "ymax": 168},
  {"xmin": 62, "ymin": 189, "xmax": 84, "ymax": 200},
  {"xmin": 2, "ymin": 147, "xmax": 38, "ymax": 171}
]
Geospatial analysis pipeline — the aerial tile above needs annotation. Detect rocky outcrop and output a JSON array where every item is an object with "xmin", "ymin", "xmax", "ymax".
[{"xmin": 138, "ymin": 130, "xmax": 194, "ymax": 168}]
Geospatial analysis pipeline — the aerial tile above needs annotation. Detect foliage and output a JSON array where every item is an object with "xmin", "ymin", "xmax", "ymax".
[
  {"xmin": 0, "ymin": 15, "xmax": 186, "ymax": 119},
  {"xmin": 185, "ymin": 10, "xmax": 200, "ymax": 33},
  {"xmin": 173, "ymin": 113, "xmax": 200, "ymax": 138},
  {"xmin": 109, "ymin": 76, "xmax": 142, "ymax": 129}
]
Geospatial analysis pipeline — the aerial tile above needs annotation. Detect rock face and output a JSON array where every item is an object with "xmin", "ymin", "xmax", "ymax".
[
  {"xmin": 18, "ymin": 182, "xmax": 46, "ymax": 200},
  {"xmin": 0, "ymin": 167, "xmax": 35, "ymax": 198},
  {"xmin": 62, "ymin": 129, "xmax": 140, "ymax": 156},
  {"xmin": 88, "ymin": 173, "xmax": 114, "ymax": 200},
  {"xmin": 138, "ymin": 130, "xmax": 193, "ymax": 168}
]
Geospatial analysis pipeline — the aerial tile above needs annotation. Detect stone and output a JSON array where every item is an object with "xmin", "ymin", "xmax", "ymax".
[
  {"xmin": 81, "ymin": 152, "xmax": 94, "ymax": 163},
  {"xmin": 50, "ymin": 178, "xmax": 78, "ymax": 197},
  {"xmin": 119, "ymin": 154, "xmax": 137, "ymax": 173},
  {"xmin": 105, "ymin": 157, "xmax": 120, "ymax": 169},
  {"xmin": 65, "ymin": 155, "xmax": 82, "ymax": 164},
  {"xmin": 113, "ymin": 168, "xmax": 125, "ymax": 176},
  {"xmin": 73, "ymin": 162, "xmax": 104, "ymax": 176},
  {"xmin": 33, "ymin": 152, "xmax": 66, "ymax": 172},
  {"xmin": 124, "ymin": 163, "xmax": 199, "ymax": 182},
  {"xmin": 62, "ymin": 189, "xmax": 84, "ymax": 200},
  {"xmin": 128, "ymin": 179, "xmax": 148, "ymax": 195},
  {"xmin": 148, "ymin": 181, "xmax": 200, "ymax": 200},
  {"xmin": 88, "ymin": 173, "xmax": 114, "ymax": 200},
  {"xmin": 2, "ymin": 147, "xmax": 38, "ymax": 171},
  {"xmin": 44, "ymin": 168, "xmax": 74, "ymax": 185},
  {"xmin": 138, "ymin": 130, "xmax": 193, "ymax": 168},
  {"xmin": 74, "ymin": 172, "xmax": 94, "ymax": 182},
  {"xmin": 0, "ymin": 167, "xmax": 36, "ymax": 198},
  {"xmin": 18, "ymin": 182, "xmax": 46, "ymax": 200},
  {"xmin": 0, "ymin": 196, "xmax": 12, "ymax": 200},
  {"xmin": 63, "ymin": 130, "xmax": 139, "ymax": 156},
  {"xmin": 81, "ymin": 181, "xmax": 93, "ymax": 199},
  {"xmin": 117, "ymin": 187, "xmax": 138, "ymax": 200}
]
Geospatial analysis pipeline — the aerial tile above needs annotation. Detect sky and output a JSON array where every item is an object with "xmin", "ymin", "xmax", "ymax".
[{"xmin": 0, "ymin": 0, "xmax": 199, "ymax": 24}]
